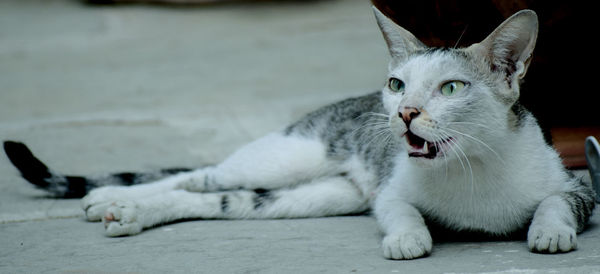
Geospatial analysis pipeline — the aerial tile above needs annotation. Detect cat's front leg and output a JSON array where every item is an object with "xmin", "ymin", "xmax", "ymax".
[
  {"xmin": 528, "ymin": 179, "xmax": 595, "ymax": 253},
  {"xmin": 527, "ymin": 195, "xmax": 578, "ymax": 253},
  {"xmin": 375, "ymin": 188, "xmax": 432, "ymax": 260}
]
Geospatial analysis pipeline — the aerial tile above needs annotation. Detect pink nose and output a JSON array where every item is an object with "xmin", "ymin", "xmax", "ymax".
[{"xmin": 399, "ymin": 107, "xmax": 421, "ymax": 126}]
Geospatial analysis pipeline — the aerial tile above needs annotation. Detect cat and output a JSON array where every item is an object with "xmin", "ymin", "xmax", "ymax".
[{"xmin": 3, "ymin": 7, "xmax": 595, "ymax": 260}]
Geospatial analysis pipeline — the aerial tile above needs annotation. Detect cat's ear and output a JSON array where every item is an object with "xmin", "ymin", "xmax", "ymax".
[
  {"xmin": 373, "ymin": 7, "xmax": 425, "ymax": 65},
  {"xmin": 468, "ymin": 10, "xmax": 538, "ymax": 82}
]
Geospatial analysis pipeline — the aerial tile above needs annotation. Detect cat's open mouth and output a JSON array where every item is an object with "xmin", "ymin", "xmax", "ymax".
[{"xmin": 405, "ymin": 131, "xmax": 452, "ymax": 159}]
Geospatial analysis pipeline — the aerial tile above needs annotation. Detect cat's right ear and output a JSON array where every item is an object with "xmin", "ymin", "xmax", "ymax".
[
  {"xmin": 373, "ymin": 7, "xmax": 425, "ymax": 66},
  {"xmin": 468, "ymin": 10, "xmax": 538, "ymax": 84}
]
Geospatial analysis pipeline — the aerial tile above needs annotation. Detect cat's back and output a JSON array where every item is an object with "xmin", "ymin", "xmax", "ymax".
[{"xmin": 283, "ymin": 91, "xmax": 384, "ymax": 139}]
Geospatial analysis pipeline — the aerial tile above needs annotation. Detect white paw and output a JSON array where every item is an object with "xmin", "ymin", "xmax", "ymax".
[
  {"xmin": 528, "ymin": 223, "xmax": 577, "ymax": 253},
  {"xmin": 103, "ymin": 201, "xmax": 144, "ymax": 237},
  {"xmin": 81, "ymin": 186, "xmax": 144, "ymax": 222},
  {"xmin": 81, "ymin": 186, "xmax": 136, "ymax": 221},
  {"xmin": 382, "ymin": 230, "xmax": 432, "ymax": 260}
]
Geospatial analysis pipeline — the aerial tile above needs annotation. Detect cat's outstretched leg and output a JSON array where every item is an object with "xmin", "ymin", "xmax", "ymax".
[
  {"xmin": 175, "ymin": 132, "xmax": 335, "ymax": 192},
  {"xmin": 528, "ymin": 179, "xmax": 595, "ymax": 253},
  {"xmin": 82, "ymin": 172, "xmax": 202, "ymax": 221},
  {"xmin": 82, "ymin": 131, "xmax": 340, "ymax": 221},
  {"xmin": 100, "ymin": 176, "xmax": 369, "ymax": 236}
]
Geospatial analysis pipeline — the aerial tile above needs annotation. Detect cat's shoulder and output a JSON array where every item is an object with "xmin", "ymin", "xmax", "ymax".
[{"xmin": 284, "ymin": 91, "xmax": 384, "ymax": 136}]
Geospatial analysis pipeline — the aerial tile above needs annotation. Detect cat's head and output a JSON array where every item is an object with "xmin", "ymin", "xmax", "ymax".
[{"xmin": 373, "ymin": 7, "xmax": 538, "ymax": 166}]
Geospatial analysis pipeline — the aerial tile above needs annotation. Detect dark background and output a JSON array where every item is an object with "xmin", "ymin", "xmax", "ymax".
[
  {"xmin": 371, "ymin": 0, "xmax": 596, "ymax": 167},
  {"xmin": 371, "ymin": 0, "xmax": 595, "ymax": 130}
]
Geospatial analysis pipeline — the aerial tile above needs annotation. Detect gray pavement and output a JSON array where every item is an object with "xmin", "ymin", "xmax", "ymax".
[{"xmin": 1, "ymin": 0, "xmax": 599, "ymax": 273}]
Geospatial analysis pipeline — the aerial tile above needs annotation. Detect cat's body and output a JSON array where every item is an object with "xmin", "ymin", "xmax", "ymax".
[{"xmin": 3, "ymin": 8, "xmax": 595, "ymax": 260}]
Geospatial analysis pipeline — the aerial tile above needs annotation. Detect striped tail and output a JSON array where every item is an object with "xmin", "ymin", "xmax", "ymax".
[{"xmin": 3, "ymin": 141, "xmax": 191, "ymax": 198}]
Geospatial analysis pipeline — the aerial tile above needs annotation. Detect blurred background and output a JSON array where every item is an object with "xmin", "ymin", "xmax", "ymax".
[
  {"xmin": 0, "ymin": 0, "xmax": 389, "ymax": 219},
  {"xmin": 0, "ymin": 1, "xmax": 597, "ymax": 271},
  {"xmin": 0, "ymin": 0, "xmax": 595, "ymax": 182}
]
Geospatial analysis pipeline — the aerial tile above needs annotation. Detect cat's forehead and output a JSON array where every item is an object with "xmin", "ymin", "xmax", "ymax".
[{"xmin": 389, "ymin": 48, "xmax": 474, "ymax": 81}]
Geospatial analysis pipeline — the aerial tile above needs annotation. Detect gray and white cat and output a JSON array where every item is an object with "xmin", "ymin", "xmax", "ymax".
[{"xmin": 3, "ymin": 7, "xmax": 595, "ymax": 260}]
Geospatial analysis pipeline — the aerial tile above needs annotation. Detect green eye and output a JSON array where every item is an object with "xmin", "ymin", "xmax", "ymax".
[
  {"xmin": 441, "ymin": 81, "xmax": 466, "ymax": 96},
  {"xmin": 388, "ymin": 78, "xmax": 405, "ymax": 93}
]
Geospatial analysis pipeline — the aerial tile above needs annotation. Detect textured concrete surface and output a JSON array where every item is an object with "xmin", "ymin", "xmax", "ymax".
[{"xmin": 1, "ymin": 0, "xmax": 599, "ymax": 273}]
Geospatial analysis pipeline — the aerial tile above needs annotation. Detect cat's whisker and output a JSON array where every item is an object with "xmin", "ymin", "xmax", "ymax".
[
  {"xmin": 438, "ymin": 129, "xmax": 475, "ymax": 195},
  {"xmin": 432, "ymin": 131, "xmax": 450, "ymax": 181},
  {"xmin": 356, "ymin": 123, "xmax": 389, "ymax": 140},
  {"xmin": 453, "ymin": 140, "xmax": 475, "ymax": 198},
  {"xmin": 360, "ymin": 112, "xmax": 389, "ymax": 119},
  {"xmin": 352, "ymin": 120, "xmax": 389, "ymax": 140},
  {"xmin": 437, "ymin": 130, "xmax": 467, "ymax": 181},
  {"xmin": 354, "ymin": 114, "xmax": 393, "ymax": 147},
  {"xmin": 447, "ymin": 121, "xmax": 493, "ymax": 131},
  {"xmin": 453, "ymin": 24, "xmax": 469, "ymax": 49},
  {"xmin": 441, "ymin": 126, "xmax": 506, "ymax": 166},
  {"xmin": 363, "ymin": 127, "xmax": 393, "ymax": 149}
]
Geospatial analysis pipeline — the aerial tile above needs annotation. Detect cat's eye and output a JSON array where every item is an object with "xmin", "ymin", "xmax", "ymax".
[
  {"xmin": 388, "ymin": 78, "xmax": 405, "ymax": 93},
  {"xmin": 441, "ymin": 81, "xmax": 466, "ymax": 96}
]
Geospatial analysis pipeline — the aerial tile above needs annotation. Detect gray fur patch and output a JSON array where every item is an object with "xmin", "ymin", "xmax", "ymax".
[
  {"xmin": 284, "ymin": 92, "xmax": 401, "ymax": 182},
  {"xmin": 561, "ymin": 177, "xmax": 596, "ymax": 233},
  {"xmin": 253, "ymin": 188, "xmax": 274, "ymax": 210},
  {"xmin": 220, "ymin": 195, "xmax": 229, "ymax": 212},
  {"xmin": 508, "ymin": 102, "xmax": 530, "ymax": 130}
]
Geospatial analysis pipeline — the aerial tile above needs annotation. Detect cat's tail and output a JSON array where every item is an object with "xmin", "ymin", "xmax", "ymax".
[{"xmin": 3, "ymin": 141, "xmax": 192, "ymax": 198}]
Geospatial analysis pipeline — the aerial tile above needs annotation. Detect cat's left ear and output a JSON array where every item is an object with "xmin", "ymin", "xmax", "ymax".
[
  {"xmin": 373, "ymin": 7, "xmax": 425, "ymax": 67},
  {"xmin": 468, "ymin": 10, "xmax": 538, "ymax": 82}
]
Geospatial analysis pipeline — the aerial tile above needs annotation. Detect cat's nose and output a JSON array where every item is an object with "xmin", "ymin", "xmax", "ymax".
[{"xmin": 400, "ymin": 107, "xmax": 421, "ymax": 126}]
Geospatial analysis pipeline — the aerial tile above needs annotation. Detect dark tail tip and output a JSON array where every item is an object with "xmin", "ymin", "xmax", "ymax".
[{"xmin": 3, "ymin": 141, "xmax": 53, "ymax": 188}]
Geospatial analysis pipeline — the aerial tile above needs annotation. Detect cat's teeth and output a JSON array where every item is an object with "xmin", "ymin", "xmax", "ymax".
[{"xmin": 423, "ymin": 141, "xmax": 429, "ymax": 154}]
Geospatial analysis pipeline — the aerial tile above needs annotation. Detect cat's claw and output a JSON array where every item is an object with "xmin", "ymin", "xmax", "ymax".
[
  {"xmin": 382, "ymin": 230, "xmax": 432, "ymax": 260},
  {"xmin": 527, "ymin": 223, "xmax": 577, "ymax": 253},
  {"xmin": 103, "ymin": 201, "xmax": 143, "ymax": 237}
]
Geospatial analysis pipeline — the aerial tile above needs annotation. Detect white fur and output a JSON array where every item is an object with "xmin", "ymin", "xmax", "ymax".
[
  {"xmin": 193, "ymin": 132, "xmax": 335, "ymax": 191},
  {"xmin": 98, "ymin": 177, "xmax": 371, "ymax": 237},
  {"xmin": 372, "ymin": 8, "xmax": 584, "ymax": 260},
  {"xmin": 82, "ymin": 131, "xmax": 377, "ymax": 236},
  {"xmin": 79, "ymin": 8, "xmax": 587, "ymax": 261}
]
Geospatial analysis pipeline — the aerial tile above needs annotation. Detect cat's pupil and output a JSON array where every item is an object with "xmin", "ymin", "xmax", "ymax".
[
  {"xmin": 389, "ymin": 78, "xmax": 404, "ymax": 93},
  {"xmin": 441, "ymin": 81, "xmax": 465, "ymax": 96}
]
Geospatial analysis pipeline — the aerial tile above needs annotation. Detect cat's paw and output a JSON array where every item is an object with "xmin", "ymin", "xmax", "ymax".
[
  {"xmin": 381, "ymin": 230, "xmax": 432, "ymax": 260},
  {"xmin": 81, "ymin": 186, "xmax": 121, "ymax": 221},
  {"xmin": 102, "ymin": 201, "xmax": 144, "ymax": 237},
  {"xmin": 527, "ymin": 223, "xmax": 577, "ymax": 253}
]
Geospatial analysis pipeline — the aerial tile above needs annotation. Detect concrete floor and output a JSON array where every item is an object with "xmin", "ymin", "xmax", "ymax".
[{"xmin": 1, "ymin": 0, "xmax": 599, "ymax": 273}]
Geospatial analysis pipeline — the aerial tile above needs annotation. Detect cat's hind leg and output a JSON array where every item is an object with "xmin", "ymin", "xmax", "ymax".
[
  {"xmin": 82, "ymin": 171, "xmax": 205, "ymax": 221},
  {"xmin": 83, "ymin": 131, "xmax": 340, "ymax": 221},
  {"xmin": 101, "ymin": 176, "xmax": 369, "ymax": 236},
  {"xmin": 175, "ymin": 131, "xmax": 337, "ymax": 192}
]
